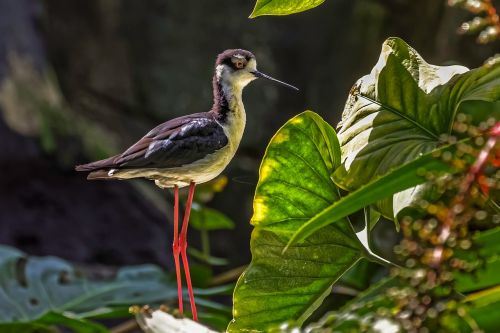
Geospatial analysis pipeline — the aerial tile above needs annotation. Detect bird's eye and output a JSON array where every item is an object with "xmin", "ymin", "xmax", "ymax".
[{"xmin": 231, "ymin": 56, "xmax": 247, "ymax": 69}]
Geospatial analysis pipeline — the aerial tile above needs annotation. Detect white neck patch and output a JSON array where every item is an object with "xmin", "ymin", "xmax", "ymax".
[{"xmin": 216, "ymin": 64, "xmax": 225, "ymax": 81}]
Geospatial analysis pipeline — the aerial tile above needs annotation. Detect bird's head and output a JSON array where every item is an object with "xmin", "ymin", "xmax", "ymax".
[{"xmin": 215, "ymin": 49, "xmax": 298, "ymax": 91}]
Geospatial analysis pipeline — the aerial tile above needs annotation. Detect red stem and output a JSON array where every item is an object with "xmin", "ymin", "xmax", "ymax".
[
  {"xmin": 485, "ymin": 0, "xmax": 500, "ymax": 30},
  {"xmin": 432, "ymin": 121, "xmax": 500, "ymax": 267}
]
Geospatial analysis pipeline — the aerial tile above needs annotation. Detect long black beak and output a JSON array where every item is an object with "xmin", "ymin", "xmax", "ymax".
[{"xmin": 252, "ymin": 70, "xmax": 299, "ymax": 91}]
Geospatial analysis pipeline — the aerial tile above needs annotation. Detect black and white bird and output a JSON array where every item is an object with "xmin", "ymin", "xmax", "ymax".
[{"xmin": 76, "ymin": 49, "xmax": 298, "ymax": 320}]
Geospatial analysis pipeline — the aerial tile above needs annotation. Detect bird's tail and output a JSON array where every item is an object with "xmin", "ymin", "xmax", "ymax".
[
  {"xmin": 75, "ymin": 156, "xmax": 119, "ymax": 180},
  {"xmin": 86, "ymin": 170, "xmax": 113, "ymax": 180}
]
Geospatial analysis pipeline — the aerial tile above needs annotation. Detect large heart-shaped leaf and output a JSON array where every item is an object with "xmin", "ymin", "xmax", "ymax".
[
  {"xmin": 249, "ymin": 0, "xmax": 325, "ymax": 18},
  {"xmin": 229, "ymin": 112, "xmax": 363, "ymax": 332},
  {"xmin": 333, "ymin": 37, "xmax": 500, "ymax": 219}
]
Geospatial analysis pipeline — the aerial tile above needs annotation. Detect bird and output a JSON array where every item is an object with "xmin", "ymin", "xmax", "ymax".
[{"xmin": 75, "ymin": 49, "xmax": 298, "ymax": 321}]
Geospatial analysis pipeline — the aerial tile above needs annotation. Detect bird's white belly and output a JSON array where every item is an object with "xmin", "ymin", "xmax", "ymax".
[
  {"xmin": 155, "ymin": 144, "xmax": 236, "ymax": 188},
  {"xmin": 111, "ymin": 144, "xmax": 236, "ymax": 188}
]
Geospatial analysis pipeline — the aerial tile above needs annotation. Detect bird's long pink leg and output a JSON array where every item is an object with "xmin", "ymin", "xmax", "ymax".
[
  {"xmin": 171, "ymin": 185, "xmax": 184, "ymax": 316},
  {"xmin": 179, "ymin": 181, "xmax": 198, "ymax": 321}
]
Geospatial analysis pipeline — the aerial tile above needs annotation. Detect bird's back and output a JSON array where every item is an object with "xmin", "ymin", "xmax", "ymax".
[{"xmin": 75, "ymin": 111, "xmax": 233, "ymax": 187}]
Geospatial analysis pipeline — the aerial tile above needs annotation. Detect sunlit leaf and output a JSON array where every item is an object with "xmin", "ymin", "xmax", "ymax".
[
  {"xmin": 229, "ymin": 112, "xmax": 363, "ymax": 332},
  {"xmin": 287, "ymin": 142, "xmax": 460, "ymax": 247},
  {"xmin": 333, "ymin": 37, "xmax": 500, "ymax": 219},
  {"xmin": 250, "ymin": 0, "xmax": 325, "ymax": 18}
]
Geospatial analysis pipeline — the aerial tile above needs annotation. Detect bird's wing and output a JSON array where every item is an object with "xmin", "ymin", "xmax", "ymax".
[{"xmin": 76, "ymin": 112, "xmax": 228, "ymax": 171}]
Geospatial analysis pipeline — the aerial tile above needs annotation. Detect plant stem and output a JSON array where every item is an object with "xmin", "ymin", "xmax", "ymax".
[
  {"xmin": 431, "ymin": 121, "xmax": 500, "ymax": 267},
  {"xmin": 201, "ymin": 228, "xmax": 210, "ymax": 260}
]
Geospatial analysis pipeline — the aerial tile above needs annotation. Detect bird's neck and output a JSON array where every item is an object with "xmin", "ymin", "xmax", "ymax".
[{"xmin": 212, "ymin": 76, "xmax": 245, "ymax": 123}]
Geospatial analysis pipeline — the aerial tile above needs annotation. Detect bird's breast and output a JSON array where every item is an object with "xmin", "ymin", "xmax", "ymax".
[
  {"xmin": 148, "ymin": 104, "xmax": 246, "ymax": 188},
  {"xmin": 221, "ymin": 100, "xmax": 247, "ymax": 151}
]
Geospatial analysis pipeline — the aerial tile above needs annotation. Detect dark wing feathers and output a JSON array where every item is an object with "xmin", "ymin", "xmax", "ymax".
[{"xmin": 75, "ymin": 112, "xmax": 228, "ymax": 172}]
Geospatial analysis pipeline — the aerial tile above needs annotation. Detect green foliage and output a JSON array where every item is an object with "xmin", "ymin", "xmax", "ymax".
[
  {"xmin": 0, "ymin": 313, "xmax": 109, "ymax": 333},
  {"xmin": 286, "ymin": 142, "xmax": 464, "ymax": 248},
  {"xmin": 188, "ymin": 178, "xmax": 235, "ymax": 269},
  {"xmin": 230, "ymin": 37, "xmax": 500, "ymax": 332},
  {"xmin": 190, "ymin": 205, "xmax": 235, "ymax": 231},
  {"xmin": 301, "ymin": 226, "xmax": 500, "ymax": 332},
  {"xmin": 249, "ymin": 0, "xmax": 325, "ymax": 18},
  {"xmin": 332, "ymin": 37, "xmax": 500, "ymax": 219},
  {"xmin": 229, "ymin": 112, "xmax": 363, "ymax": 331},
  {"xmin": 466, "ymin": 283, "xmax": 500, "ymax": 331},
  {"xmin": 0, "ymin": 246, "xmax": 226, "ymax": 333},
  {"xmin": 455, "ymin": 227, "xmax": 500, "ymax": 293}
]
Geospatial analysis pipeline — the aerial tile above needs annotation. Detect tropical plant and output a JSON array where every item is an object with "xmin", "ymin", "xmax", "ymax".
[
  {"xmin": 228, "ymin": 2, "xmax": 500, "ymax": 331},
  {"xmin": 4, "ymin": 1, "xmax": 499, "ymax": 332},
  {"xmin": 0, "ymin": 246, "xmax": 229, "ymax": 333}
]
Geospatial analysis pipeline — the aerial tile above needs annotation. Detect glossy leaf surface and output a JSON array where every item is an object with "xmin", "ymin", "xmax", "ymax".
[
  {"xmin": 229, "ymin": 112, "xmax": 363, "ymax": 332},
  {"xmin": 334, "ymin": 37, "xmax": 500, "ymax": 218},
  {"xmin": 250, "ymin": 0, "xmax": 325, "ymax": 18},
  {"xmin": 288, "ymin": 142, "xmax": 460, "ymax": 247}
]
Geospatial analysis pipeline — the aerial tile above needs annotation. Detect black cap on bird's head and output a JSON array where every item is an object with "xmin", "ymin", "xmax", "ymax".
[
  {"xmin": 216, "ymin": 49, "xmax": 255, "ymax": 69},
  {"xmin": 215, "ymin": 49, "xmax": 299, "ymax": 91}
]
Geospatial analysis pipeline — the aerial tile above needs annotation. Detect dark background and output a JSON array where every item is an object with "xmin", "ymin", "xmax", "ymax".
[{"xmin": 0, "ymin": 0, "xmax": 498, "ymax": 273}]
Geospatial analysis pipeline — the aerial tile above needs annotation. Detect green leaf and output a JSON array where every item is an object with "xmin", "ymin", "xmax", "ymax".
[
  {"xmin": 250, "ymin": 111, "xmax": 342, "ymax": 233},
  {"xmin": 249, "ymin": 0, "xmax": 325, "ymax": 18},
  {"xmin": 0, "ymin": 250, "xmax": 179, "ymax": 322},
  {"xmin": 333, "ymin": 37, "xmax": 500, "ymax": 219},
  {"xmin": 0, "ymin": 311, "xmax": 109, "ymax": 333},
  {"xmin": 339, "ymin": 259, "xmax": 383, "ymax": 291},
  {"xmin": 465, "ymin": 285, "xmax": 500, "ymax": 331},
  {"xmin": 190, "ymin": 205, "xmax": 235, "ymax": 231},
  {"xmin": 0, "ymin": 246, "xmax": 176, "ymax": 330},
  {"xmin": 38, "ymin": 312, "xmax": 109, "ymax": 333},
  {"xmin": 229, "ymin": 112, "xmax": 363, "ymax": 332},
  {"xmin": 0, "ymin": 322, "xmax": 55, "ymax": 333},
  {"xmin": 304, "ymin": 277, "xmax": 400, "ymax": 332},
  {"xmin": 187, "ymin": 248, "xmax": 229, "ymax": 266},
  {"xmin": 455, "ymin": 227, "xmax": 500, "ymax": 293},
  {"xmin": 287, "ymin": 142, "xmax": 458, "ymax": 248}
]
